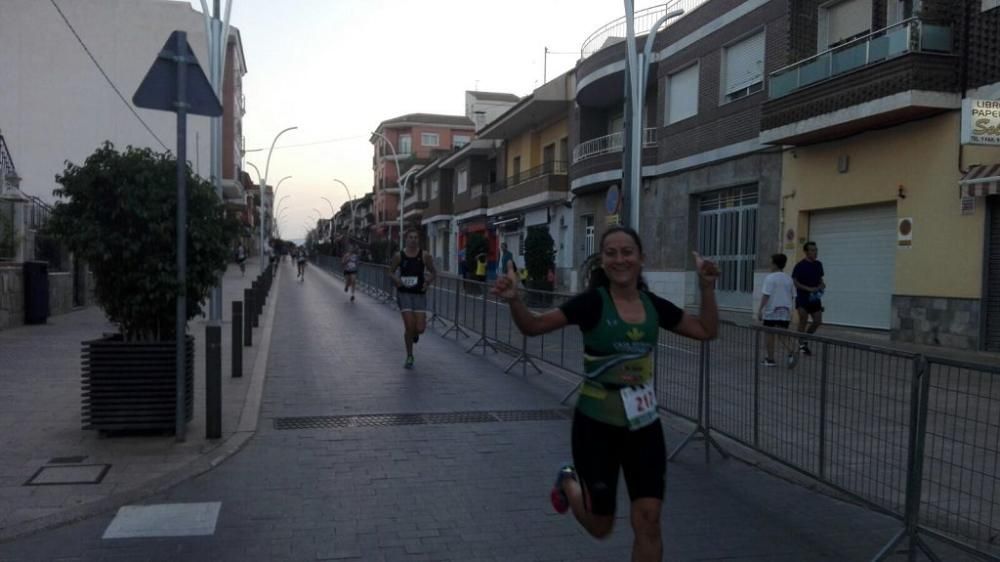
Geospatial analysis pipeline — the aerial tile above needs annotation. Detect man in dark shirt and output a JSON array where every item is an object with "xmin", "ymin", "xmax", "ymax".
[{"xmin": 791, "ymin": 241, "xmax": 825, "ymax": 356}]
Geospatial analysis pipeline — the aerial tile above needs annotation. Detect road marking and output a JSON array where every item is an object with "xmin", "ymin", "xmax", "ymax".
[{"xmin": 102, "ymin": 502, "xmax": 221, "ymax": 539}]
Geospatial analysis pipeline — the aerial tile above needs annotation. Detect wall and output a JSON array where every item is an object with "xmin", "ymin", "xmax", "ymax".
[
  {"xmin": 0, "ymin": 0, "xmax": 216, "ymax": 201},
  {"xmin": 782, "ymin": 112, "xmax": 997, "ymax": 299},
  {"xmin": 0, "ymin": 266, "xmax": 92, "ymax": 331}
]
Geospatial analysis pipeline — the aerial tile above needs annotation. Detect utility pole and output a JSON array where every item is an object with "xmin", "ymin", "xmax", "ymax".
[{"xmin": 200, "ymin": 0, "xmax": 232, "ymax": 323}]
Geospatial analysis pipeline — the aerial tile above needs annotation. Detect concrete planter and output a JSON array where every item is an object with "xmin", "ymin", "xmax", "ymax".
[{"xmin": 81, "ymin": 335, "xmax": 194, "ymax": 434}]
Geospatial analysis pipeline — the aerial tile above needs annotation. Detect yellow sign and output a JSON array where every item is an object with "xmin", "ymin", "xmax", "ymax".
[{"xmin": 606, "ymin": 214, "xmax": 620, "ymax": 226}]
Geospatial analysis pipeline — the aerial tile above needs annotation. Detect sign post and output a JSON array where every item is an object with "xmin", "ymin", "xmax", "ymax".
[{"xmin": 133, "ymin": 31, "xmax": 222, "ymax": 441}]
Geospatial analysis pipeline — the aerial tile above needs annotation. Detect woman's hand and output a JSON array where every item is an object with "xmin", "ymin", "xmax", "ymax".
[
  {"xmin": 693, "ymin": 251, "xmax": 721, "ymax": 289},
  {"xmin": 491, "ymin": 260, "xmax": 520, "ymax": 301}
]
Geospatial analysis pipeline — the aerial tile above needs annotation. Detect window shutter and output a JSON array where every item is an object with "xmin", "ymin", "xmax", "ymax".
[
  {"xmin": 724, "ymin": 32, "xmax": 765, "ymax": 95},
  {"xmin": 667, "ymin": 64, "xmax": 699, "ymax": 123},
  {"xmin": 827, "ymin": 0, "xmax": 872, "ymax": 45}
]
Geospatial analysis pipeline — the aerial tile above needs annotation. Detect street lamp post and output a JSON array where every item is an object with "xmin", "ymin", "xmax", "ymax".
[
  {"xmin": 622, "ymin": 2, "xmax": 684, "ymax": 230},
  {"xmin": 320, "ymin": 196, "xmax": 337, "ymax": 242},
  {"xmin": 256, "ymin": 126, "xmax": 297, "ymax": 271},
  {"xmin": 369, "ymin": 131, "xmax": 417, "ymax": 251},
  {"xmin": 332, "ymin": 178, "xmax": 357, "ymax": 238}
]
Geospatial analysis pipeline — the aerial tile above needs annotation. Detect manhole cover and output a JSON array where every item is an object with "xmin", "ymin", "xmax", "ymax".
[
  {"xmin": 25, "ymin": 464, "xmax": 110, "ymax": 486},
  {"xmin": 273, "ymin": 409, "xmax": 571, "ymax": 430}
]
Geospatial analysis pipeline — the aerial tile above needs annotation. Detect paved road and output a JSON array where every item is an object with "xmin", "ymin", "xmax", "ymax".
[{"xmin": 0, "ymin": 259, "xmax": 977, "ymax": 561}]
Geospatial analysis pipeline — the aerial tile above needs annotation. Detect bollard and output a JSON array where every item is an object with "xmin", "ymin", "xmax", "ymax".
[
  {"xmin": 248, "ymin": 286, "xmax": 258, "ymax": 329},
  {"xmin": 232, "ymin": 301, "xmax": 243, "ymax": 377},
  {"xmin": 206, "ymin": 324, "xmax": 222, "ymax": 439}
]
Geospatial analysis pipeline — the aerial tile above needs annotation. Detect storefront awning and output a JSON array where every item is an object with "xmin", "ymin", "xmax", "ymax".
[{"xmin": 959, "ymin": 164, "xmax": 1000, "ymax": 197}]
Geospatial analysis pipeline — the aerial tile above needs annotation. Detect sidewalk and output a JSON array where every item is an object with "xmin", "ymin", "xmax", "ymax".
[
  {"xmin": 0, "ymin": 260, "xmax": 978, "ymax": 561},
  {"xmin": 0, "ymin": 257, "xmax": 280, "ymax": 541}
]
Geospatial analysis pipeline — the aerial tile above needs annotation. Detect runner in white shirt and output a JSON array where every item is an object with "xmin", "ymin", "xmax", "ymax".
[{"xmin": 757, "ymin": 253, "xmax": 796, "ymax": 367}]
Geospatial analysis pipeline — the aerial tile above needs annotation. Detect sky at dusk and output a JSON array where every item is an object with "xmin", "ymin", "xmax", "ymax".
[{"xmin": 188, "ymin": 0, "xmax": 663, "ymax": 239}]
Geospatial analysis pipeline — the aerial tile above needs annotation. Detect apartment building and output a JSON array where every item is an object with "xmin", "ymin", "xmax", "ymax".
[
  {"xmin": 571, "ymin": 0, "xmax": 787, "ymax": 311},
  {"xmin": 760, "ymin": 0, "xmax": 1000, "ymax": 349},
  {"xmin": 369, "ymin": 114, "xmax": 475, "ymax": 243}
]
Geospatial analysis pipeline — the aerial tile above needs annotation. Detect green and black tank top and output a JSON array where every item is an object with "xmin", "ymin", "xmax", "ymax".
[{"xmin": 559, "ymin": 287, "xmax": 683, "ymax": 427}]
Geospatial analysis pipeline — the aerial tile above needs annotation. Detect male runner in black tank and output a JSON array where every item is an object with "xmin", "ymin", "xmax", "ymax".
[{"xmin": 388, "ymin": 229, "xmax": 436, "ymax": 368}]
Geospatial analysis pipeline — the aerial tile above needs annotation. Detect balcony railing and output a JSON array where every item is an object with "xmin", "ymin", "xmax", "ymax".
[
  {"xmin": 572, "ymin": 128, "xmax": 657, "ymax": 164},
  {"xmin": 580, "ymin": 0, "xmax": 707, "ymax": 60},
  {"xmin": 769, "ymin": 18, "xmax": 954, "ymax": 100},
  {"xmin": 1, "ymin": 133, "xmax": 17, "ymax": 189},
  {"xmin": 490, "ymin": 161, "xmax": 568, "ymax": 193}
]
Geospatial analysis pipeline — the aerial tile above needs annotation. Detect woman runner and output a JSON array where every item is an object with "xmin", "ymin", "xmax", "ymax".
[{"xmin": 492, "ymin": 225, "xmax": 719, "ymax": 561}]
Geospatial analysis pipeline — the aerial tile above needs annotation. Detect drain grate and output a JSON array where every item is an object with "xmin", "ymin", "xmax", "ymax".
[{"xmin": 273, "ymin": 409, "xmax": 570, "ymax": 431}]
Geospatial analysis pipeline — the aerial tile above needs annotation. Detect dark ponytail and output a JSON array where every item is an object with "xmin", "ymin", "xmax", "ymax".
[{"xmin": 581, "ymin": 225, "xmax": 648, "ymax": 292}]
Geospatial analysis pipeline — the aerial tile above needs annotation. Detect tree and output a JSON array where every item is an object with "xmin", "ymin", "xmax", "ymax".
[
  {"xmin": 45, "ymin": 143, "xmax": 238, "ymax": 341},
  {"xmin": 524, "ymin": 226, "xmax": 555, "ymax": 285}
]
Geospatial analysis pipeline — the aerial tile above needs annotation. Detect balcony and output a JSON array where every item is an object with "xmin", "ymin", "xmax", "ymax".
[
  {"xmin": 761, "ymin": 18, "xmax": 958, "ymax": 145},
  {"xmin": 572, "ymin": 129, "xmax": 656, "ymax": 163},
  {"xmin": 453, "ymin": 190, "xmax": 489, "ymax": 216},
  {"xmin": 569, "ymin": 129, "xmax": 658, "ymax": 193},
  {"xmin": 423, "ymin": 195, "xmax": 453, "ymax": 221},
  {"xmin": 576, "ymin": 0, "xmax": 705, "ymax": 105},
  {"xmin": 488, "ymin": 162, "xmax": 568, "ymax": 213},
  {"xmin": 579, "ymin": 0, "xmax": 707, "ymax": 61}
]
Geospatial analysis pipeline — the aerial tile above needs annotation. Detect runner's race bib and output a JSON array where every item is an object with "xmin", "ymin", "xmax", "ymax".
[
  {"xmin": 401, "ymin": 276, "xmax": 418, "ymax": 288},
  {"xmin": 620, "ymin": 384, "xmax": 658, "ymax": 430}
]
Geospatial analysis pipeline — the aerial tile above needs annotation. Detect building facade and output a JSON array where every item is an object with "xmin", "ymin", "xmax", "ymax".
[
  {"xmin": 478, "ymin": 72, "xmax": 576, "ymax": 290},
  {"xmin": 0, "ymin": 0, "xmax": 245, "ymax": 204},
  {"xmin": 571, "ymin": 0, "xmax": 787, "ymax": 311},
  {"xmin": 369, "ymin": 114, "xmax": 475, "ymax": 244},
  {"xmin": 761, "ymin": 0, "xmax": 1000, "ymax": 350}
]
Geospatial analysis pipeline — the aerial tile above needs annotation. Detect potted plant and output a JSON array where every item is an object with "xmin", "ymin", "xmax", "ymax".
[{"xmin": 45, "ymin": 143, "xmax": 237, "ymax": 434}]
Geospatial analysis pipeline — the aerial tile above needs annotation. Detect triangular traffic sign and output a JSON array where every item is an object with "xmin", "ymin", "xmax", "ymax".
[{"xmin": 133, "ymin": 30, "xmax": 222, "ymax": 117}]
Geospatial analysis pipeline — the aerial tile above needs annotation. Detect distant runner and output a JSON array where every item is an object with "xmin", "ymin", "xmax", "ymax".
[
  {"xmin": 388, "ymin": 229, "xmax": 436, "ymax": 369},
  {"xmin": 342, "ymin": 246, "xmax": 359, "ymax": 302},
  {"xmin": 758, "ymin": 253, "xmax": 795, "ymax": 367},
  {"xmin": 296, "ymin": 248, "xmax": 307, "ymax": 281}
]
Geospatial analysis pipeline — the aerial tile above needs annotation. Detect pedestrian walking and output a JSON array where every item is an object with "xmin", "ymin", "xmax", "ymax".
[
  {"xmin": 492, "ymin": 225, "xmax": 719, "ymax": 562},
  {"xmin": 475, "ymin": 252, "xmax": 487, "ymax": 283},
  {"xmin": 758, "ymin": 253, "xmax": 796, "ymax": 367},
  {"xmin": 235, "ymin": 242, "xmax": 247, "ymax": 277},
  {"xmin": 388, "ymin": 229, "xmax": 437, "ymax": 369},
  {"xmin": 792, "ymin": 241, "xmax": 825, "ymax": 355}
]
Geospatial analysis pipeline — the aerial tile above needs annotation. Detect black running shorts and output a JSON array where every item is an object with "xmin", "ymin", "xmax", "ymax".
[{"xmin": 571, "ymin": 409, "xmax": 666, "ymax": 516}]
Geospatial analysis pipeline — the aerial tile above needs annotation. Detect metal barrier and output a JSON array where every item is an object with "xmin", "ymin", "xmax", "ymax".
[{"xmin": 310, "ymin": 257, "xmax": 1000, "ymax": 560}]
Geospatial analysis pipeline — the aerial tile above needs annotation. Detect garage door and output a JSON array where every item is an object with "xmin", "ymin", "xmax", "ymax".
[
  {"xmin": 808, "ymin": 204, "xmax": 897, "ymax": 329},
  {"xmin": 986, "ymin": 196, "xmax": 1000, "ymax": 351}
]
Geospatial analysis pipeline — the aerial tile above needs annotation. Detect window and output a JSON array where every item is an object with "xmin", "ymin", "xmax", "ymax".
[
  {"xmin": 399, "ymin": 135, "xmax": 412, "ymax": 154},
  {"xmin": 543, "ymin": 144, "xmax": 555, "ymax": 173},
  {"xmin": 666, "ymin": 63, "xmax": 699, "ymax": 124},
  {"xmin": 431, "ymin": 178, "xmax": 439, "ymax": 200},
  {"xmin": 722, "ymin": 31, "xmax": 765, "ymax": 102},
  {"xmin": 609, "ymin": 112, "xmax": 624, "ymax": 134},
  {"xmin": 697, "ymin": 186, "xmax": 758, "ymax": 308},
  {"xmin": 583, "ymin": 215, "xmax": 595, "ymax": 258},
  {"xmin": 819, "ymin": 0, "xmax": 872, "ymax": 49},
  {"xmin": 457, "ymin": 168, "xmax": 468, "ymax": 194},
  {"xmin": 559, "ymin": 138, "xmax": 568, "ymax": 162},
  {"xmin": 512, "ymin": 156, "xmax": 521, "ymax": 184},
  {"xmin": 421, "ymin": 133, "xmax": 440, "ymax": 147},
  {"xmin": 453, "ymin": 135, "xmax": 470, "ymax": 148},
  {"xmin": 887, "ymin": 0, "xmax": 914, "ymax": 24}
]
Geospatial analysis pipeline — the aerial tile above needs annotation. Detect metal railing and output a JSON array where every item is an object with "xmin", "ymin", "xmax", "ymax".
[
  {"xmin": 769, "ymin": 18, "xmax": 954, "ymax": 99},
  {"xmin": 580, "ymin": 0, "xmax": 708, "ymax": 60},
  {"xmin": 311, "ymin": 257, "xmax": 1000, "ymax": 560},
  {"xmin": 489, "ymin": 161, "xmax": 568, "ymax": 193},
  {"xmin": 1, "ymin": 132, "xmax": 17, "ymax": 189},
  {"xmin": 572, "ymin": 128, "xmax": 657, "ymax": 164}
]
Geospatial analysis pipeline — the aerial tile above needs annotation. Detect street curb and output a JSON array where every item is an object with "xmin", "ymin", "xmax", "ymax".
[{"xmin": 0, "ymin": 268, "xmax": 283, "ymax": 544}]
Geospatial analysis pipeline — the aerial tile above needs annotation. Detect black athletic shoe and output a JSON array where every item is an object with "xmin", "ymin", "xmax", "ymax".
[
  {"xmin": 799, "ymin": 342, "xmax": 812, "ymax": 356},
  {"xmin": 412, "ymin": 334, "xmax": 419, "ymax": 344}
]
